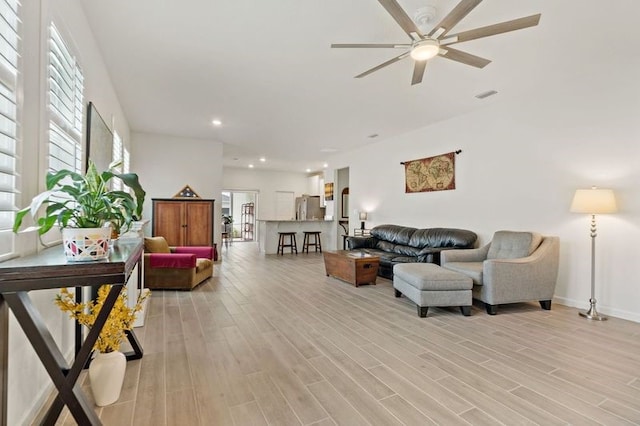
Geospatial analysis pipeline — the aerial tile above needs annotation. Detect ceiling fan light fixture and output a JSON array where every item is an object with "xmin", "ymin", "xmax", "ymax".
[{"xmin": 410, "ymin": 38, "xmax": 440, "ymax": 61}]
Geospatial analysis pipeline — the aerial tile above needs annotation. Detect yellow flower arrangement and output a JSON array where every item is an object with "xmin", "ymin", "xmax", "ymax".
[{"xmin": 55, "ymin": 285, "xmax": 148, "ymax": 353}]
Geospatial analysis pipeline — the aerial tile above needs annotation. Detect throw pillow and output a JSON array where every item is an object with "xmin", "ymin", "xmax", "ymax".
[
  {"xmin": 144, "ymin": 236, "xmax": 171, "ymax": 253},
  {"xmin": 487, "ymin": 231, "xmax": 542, "ymax": 259}
]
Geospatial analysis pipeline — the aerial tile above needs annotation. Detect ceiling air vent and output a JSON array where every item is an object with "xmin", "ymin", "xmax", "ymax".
[{"xmin": 475, "ymin": 90, "xmax": 498, "ymax": 99}]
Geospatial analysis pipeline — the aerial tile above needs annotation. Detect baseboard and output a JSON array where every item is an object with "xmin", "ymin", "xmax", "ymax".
[{"xmin": 554, "ymin": 296, "xmax": 640, "ymax": 323}]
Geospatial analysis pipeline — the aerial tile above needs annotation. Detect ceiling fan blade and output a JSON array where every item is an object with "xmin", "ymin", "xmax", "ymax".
[
  {"xmin": 439, "ymin": 47, "xmax": 491, "ymax": 68},
  {"xmin": 429, "ymin": 0, "xmax": 483, "ymax": 38},
  {"xmin": 446, "ymin": 14, "xmax": 541, "ymax": 44},
  {"xmin": 331, "ymin": 43, "xmax": 410, "ymax": 49},
  {"xmin": 355, "ymin": 52, "xmax": 410, "ymax": 79},
  {"xmin": 411, "ymin": 60, "xmax": 427, "ymax": 85},
  {"xmin": 377, "ymin": 0, "xmax": 423, "ymax": 39}
]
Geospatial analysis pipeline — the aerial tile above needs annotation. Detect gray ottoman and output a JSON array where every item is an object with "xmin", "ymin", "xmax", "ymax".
[{"xmin": 393, "ymin": 263, "xmax": 473, "ymax": 318}]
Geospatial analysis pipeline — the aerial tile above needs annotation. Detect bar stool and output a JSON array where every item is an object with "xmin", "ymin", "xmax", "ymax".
[
  {"xmin": 302, "ymin": 231, "xmax": 322, "ymax": 253},
  {"xmin": 277, "ymin": 232, "xmax": 298, "ymax": 255}
]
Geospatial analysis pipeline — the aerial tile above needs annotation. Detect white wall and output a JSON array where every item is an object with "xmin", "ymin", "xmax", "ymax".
[
  {"xmin": 11, "ymin": 1, "xmax": 133, "ymax": 424},
  {"xmin": 327, "ymin": 61, "xmax": 640, "ymax": 322},
  {"xmin": 130, "ymin": 132, "xmax": 224, "ymax": 249},
  {"xmin": 223, "ymin": 167, "xmax": 309, "ymax": 220},
  {"xmin": 307, "ymin": 173, "xmax": 324, "ymax": 198}
]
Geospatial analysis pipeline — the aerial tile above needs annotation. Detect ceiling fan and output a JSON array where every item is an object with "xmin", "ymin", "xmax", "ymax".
[{"xmin": 331, "ymin": 0, "xmax": 541, "ymax": 85}]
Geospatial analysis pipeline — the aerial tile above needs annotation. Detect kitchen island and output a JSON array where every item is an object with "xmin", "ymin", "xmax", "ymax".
[{"xmin": 257, "ymin": 219, "xmax": 334, "ymax": 254}]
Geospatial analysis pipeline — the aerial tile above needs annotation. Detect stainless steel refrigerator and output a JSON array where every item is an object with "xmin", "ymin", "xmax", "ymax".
[{"xmin": 295, "ymin": 195, "xmax": 323, "ymax": 220}]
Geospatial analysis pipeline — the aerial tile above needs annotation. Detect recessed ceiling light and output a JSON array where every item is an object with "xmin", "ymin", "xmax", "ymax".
[
  {"xmin": 259, "ymin": 157, "xmax": 266, "ymax": 162},
  {"xmin": 323, "ymin": 163, "xmax": 328, "ymax": 168},
  {"xmin": 212, "ymin": 119, "xmax": 222, "ymax": 126},
  {"xmin": 248, "ymin": 164, "xmax": 254, "ymax": 168},
  {"xmin": 305, "ymin": 168, "xmax": 311, "ymax": 173}
]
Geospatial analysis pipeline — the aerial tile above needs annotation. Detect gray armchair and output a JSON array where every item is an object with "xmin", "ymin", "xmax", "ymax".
[{"xmin": 441, "ymin": 231, "xmax": 559, "ymax": 315}]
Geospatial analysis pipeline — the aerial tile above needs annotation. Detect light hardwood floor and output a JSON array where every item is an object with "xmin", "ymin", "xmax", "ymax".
[{"xmin": 57, "ymin": 242, "xmax": 640, "ymax": 425}]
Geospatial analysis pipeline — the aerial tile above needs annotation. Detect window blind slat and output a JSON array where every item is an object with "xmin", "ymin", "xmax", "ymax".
[{"xmin": 48, "ymin": 24, "xmax": 82, "ymax": 137}]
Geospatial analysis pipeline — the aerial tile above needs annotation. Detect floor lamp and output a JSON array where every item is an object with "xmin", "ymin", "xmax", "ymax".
[{"xmin": 570, "ymin": 187, "xmax": 617, "ymax": 321}]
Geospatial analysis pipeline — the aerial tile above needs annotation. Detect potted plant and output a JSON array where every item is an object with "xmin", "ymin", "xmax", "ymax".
[
  {"xmin": 56, "ymin": 285, "xmax": 147, "ymax": 406},
  {"xmin": 222, "ymin": 214, "xmax": 232, "ymax": 232},
  {"xmin": 13, "ymin": 160, "xmax": 146, "ymax": 261}
]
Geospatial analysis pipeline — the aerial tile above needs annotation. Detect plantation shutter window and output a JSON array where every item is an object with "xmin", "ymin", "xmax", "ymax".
[
  {"xmin": 112, "ymin": 130, "xmax": 122, "ymax": 190},
  {"xmin": 0, "ymin": 0, "xmax": 21, "ymax": 260},
  {"xmin": 48, "ymin": 23, "xmax": 83, "ymax": 174},
  {"xmin": 123, "ymin": 147, "xmax": 130, "ymax": 174}
]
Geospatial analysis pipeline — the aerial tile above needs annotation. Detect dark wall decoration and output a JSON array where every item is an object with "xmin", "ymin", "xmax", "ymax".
[{"xmin": 86, "ymin": 102, "xmax": 113, "ymax": 172}]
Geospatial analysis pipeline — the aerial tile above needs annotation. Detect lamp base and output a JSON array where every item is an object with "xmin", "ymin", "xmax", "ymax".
[{"xmin": 579, "ymin": 299, "xmax": 607, "ymax": 321}]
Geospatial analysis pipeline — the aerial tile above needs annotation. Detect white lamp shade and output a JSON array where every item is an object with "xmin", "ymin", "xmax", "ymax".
[
  {"xmin": 570, "ymin": 188, "xmax": 617, "ymax": 214},
  {"xmin": 359, "ymin": 212, "xmax": 368, "ymax": 220}
]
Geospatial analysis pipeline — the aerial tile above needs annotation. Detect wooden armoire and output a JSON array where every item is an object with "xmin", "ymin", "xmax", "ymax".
[{"xmin": 152, "ymin": 198, "xmax": 215, "ymax": 246}]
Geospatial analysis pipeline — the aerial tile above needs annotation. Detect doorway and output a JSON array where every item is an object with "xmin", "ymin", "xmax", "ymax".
[{"xmin": 221, "ymin": 190, "xmax": 258, "ymax": 242}]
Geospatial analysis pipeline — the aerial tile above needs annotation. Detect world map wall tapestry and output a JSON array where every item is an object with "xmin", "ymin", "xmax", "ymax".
[{"xmin": 404, "ymin": 151, "xmax": 456, "ymax": 193}]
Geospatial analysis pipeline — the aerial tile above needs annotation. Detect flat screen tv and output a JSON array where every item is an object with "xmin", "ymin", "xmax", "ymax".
[{"xmin": 86, "ymin": 101, "xmax": 113, "ymax": 172}]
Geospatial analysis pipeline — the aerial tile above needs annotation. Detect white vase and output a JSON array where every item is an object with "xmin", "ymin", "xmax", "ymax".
[
  {"xmin": 89, "ymin": 351, "xmax": 127, "ymax": 406},
  {"xmin": 62, "ymin": 227, "xmax": 111, "ymax": 261}
]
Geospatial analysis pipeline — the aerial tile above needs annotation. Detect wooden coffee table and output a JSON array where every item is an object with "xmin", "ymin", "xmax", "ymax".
[{"xmin": 323, "ymin": 250, "xmax": 380, "ymax": 287}]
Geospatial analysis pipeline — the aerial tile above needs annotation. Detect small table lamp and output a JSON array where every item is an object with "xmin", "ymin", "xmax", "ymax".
[
  {"xmin": 359, "ymin": 211, "xmax": 367, "ymax": 230},
  {"xmin": 570, "ymin": 187, "xmax": 617, "ymax": 321}
]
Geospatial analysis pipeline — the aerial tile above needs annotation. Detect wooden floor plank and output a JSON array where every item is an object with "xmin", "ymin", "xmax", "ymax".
[
  {"xmin": 368, "ymin": 364, "xmax": 467, "ymax": 425},
  {"xmin": 599, "ymin": 399, "xmax": 640, "ymax": 424},
  {"xmin": 482, "ymin": 359, "xmax": 635, "ymax": 425},
  {"xmin": 205, "ymin": 338, "xmax": 255, "ymax": 407},
  {"xmin": 262, "ymin": 329, "xmax": 324, "ymax": 385},
  {"xmin": 436, "ymin": 375, "xmax": 536, "ymax": 426},
  {"xmin": 246, "ymin": 371, "xmax": 302, "ymax": 426},
  {"xmin": 309, "ymin": 356, "xmax": 402, "ymax": 426},
  {"xmin": 132, "ymin": 392, "xmax": 167, "ymax": 426},
  {"xmin": 379, "ymin": 394, "xmax": 438, "ymax": 426},
  {"xmin": 164, "ymin": 333, "xmax": 193, "ymax": 392},
  {"xmin": 307, "ymin": 380, "xmax": 370, "ymax": 426},
  {"xmin": 361, "ymin": 342, "xmax": 472, "ymax": 414},
  {"xmin": 166, "ymin": 388, "xmax": 199, "ymax": 426},
  {"xmin": 510, "ymin": 386, "xmax": 601, "ymax": 426},
  {"xmin": 100, "ymin": 400, "xmax": 134, "ymax": 425},
  {"xmin": 311, "ymin": 336, "xmax": 395, "ymax": 400},
  {"xmin": 229, "ymin": 401, "xmax": 269, "ymax": 426},
  {"xmin": 459, "ymin": 407, "xmax": 503, "ymax": 426}
]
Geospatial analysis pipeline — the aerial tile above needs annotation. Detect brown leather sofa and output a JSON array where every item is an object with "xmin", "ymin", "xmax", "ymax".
[{"xmin": 143, "ymin": 237, "xmax": 213, "ymax": 290}]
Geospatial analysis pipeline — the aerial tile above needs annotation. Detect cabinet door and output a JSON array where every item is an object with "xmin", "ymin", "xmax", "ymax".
[
  {"xmin": 185, "ymin": 201, "xmax": 212, "ymax": 246},
  {"xmin": 153, "ymin": 201, "xmax": 184, "ymax": 246}
]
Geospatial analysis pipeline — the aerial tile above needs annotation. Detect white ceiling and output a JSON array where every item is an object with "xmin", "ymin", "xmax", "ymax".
[{"xmin": 79, "ymin": 0, "xmax": 637, "ymax": 173}]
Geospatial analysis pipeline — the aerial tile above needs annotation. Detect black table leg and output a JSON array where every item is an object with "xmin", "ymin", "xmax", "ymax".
[
  {"xmin": 123, "ymin": 329, "xmax": 143, "ymax": 361},
  {"xmin": 0, "ymin": 298, "xmax": 8, "ymax": 426},
  {"xmin": 4, "ymin": 285, "xmax": 123, "ymax": 425}
]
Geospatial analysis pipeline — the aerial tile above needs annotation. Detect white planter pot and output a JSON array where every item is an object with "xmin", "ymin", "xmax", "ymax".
[
  {"xmin": 62, "ymin": 227, "xmax": 111, "ymax": 261},
  {"xmin": 89, "ymin": 351, "xmax": 127, "ymax": 406}
]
